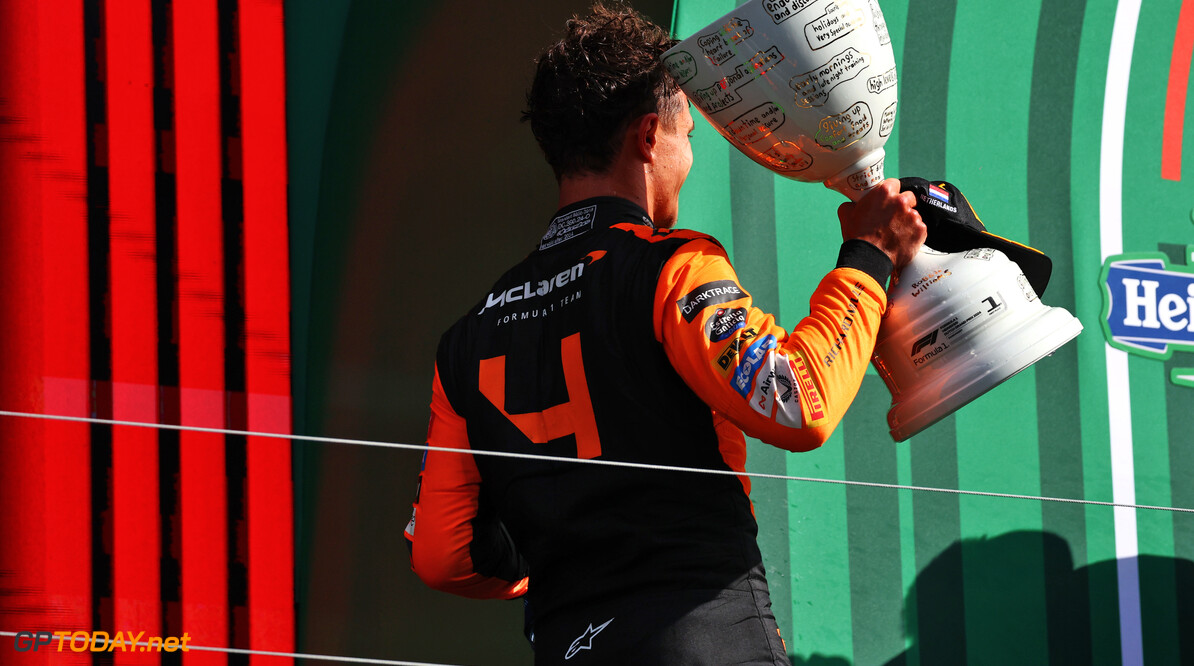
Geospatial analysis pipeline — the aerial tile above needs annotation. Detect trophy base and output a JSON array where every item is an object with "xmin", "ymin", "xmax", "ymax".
[
  {"xmin": 871, "ymin": 247, "xmax": 1084, "ymax": 442},
  {"xmin": 884, "ymin": 307, "xmax": 1083, "ymax": 442}
]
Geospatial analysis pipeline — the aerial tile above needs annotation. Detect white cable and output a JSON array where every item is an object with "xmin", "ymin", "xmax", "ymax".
[
  {"xmin": 2, "ymin": 409, "xmax": 1192, "ymax": 515},
  {"xmin": 0, "ymin": 631, "xmax": 456, "ymax": 666},
  {"xmin": 1101, "ymin": 0, "xmax": 1145, "ymax": 663}
]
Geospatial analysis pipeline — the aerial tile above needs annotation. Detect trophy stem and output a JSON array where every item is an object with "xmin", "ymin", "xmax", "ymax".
[{"xmin": 823, "ymin": 148, "xmax": 887, "ymax": 202}]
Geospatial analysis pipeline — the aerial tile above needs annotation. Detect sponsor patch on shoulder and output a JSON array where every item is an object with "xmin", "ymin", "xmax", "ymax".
[
  {"xmin": 732, "ymin": 334, "xmax": 777, "ymax": 398},
  {"xmin": 713, "ymin": 327, "xmax": 758, "ymax": 377},
  {"xmin": 750, "ymin": 368, "xmax": 778, "ymax": 417},
  {"xmin": 789, "ymin": 350, "xmax": 827, "ymax": 426},
  {"xmin": 772, "ymin": 352, "xmax": 803, "ymax": 427},
  {"xmin": 677, "ymin": 280, "xmax": 748, "ymax": 322},
  {"xmin": 705, "ymin": 307, "xmax": 748, "ymax": 342}
]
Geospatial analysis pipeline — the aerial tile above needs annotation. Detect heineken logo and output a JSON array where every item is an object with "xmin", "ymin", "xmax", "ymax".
[{"xmin": 1100, "ymin": 250, "xmax": 1194, "ymax": 388}]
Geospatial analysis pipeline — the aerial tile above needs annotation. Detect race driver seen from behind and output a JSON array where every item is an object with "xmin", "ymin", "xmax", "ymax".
[{"xmin": 405, "ymin": 3, "xmax": 925, "ymax": 664}]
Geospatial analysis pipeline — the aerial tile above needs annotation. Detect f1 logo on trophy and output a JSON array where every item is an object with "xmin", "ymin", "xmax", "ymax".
[{"xmin": 664, "ymin": 0, "xmax": 1082, "ymax": 441}]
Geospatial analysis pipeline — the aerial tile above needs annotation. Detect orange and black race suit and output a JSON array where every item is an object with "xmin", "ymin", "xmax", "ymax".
[{"xmin": 406, "ymin": 196, "xmax": 891, "ymax": 626}]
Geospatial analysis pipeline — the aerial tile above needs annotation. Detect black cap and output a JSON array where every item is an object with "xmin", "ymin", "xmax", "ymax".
[{"xmin": 899, "ymin": 177, "xmax": 1052, "ymax": 297}]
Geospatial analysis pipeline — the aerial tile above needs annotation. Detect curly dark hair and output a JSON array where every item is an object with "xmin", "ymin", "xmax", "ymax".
[{"xmin": 522, "ymin": 3, "xmax": 683, "ymax": 180}]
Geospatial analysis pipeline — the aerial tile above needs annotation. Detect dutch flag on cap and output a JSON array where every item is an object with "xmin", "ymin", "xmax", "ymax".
[{"xmin": 928, "ymin": 183, "xmax": 951, "ymax": 204}]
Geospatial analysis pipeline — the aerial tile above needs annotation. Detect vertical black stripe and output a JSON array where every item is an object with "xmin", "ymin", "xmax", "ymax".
[
  {"xmin": 909, "ymin": 420, "xmax": 966, "ymax": 663},
  {"xmin": 152, "ymin": 1, "xmax": 182, "ymax": 661},
  {"xmin": 728, "ymin": 150, "xmax": 792, "ymax": 636},
  {"xmin": 219, "ymin": 0, "xmax": 248, "ymax": 660},
  {"xmin": 1025, "ymin": 0, "xmax": 1090, "ymax": 661},
  {"xmin": 1167, "ymin": 347, "xmax": 1194, "ymax": 664},
  {"xmin": 85, "ymin": 0, "xmax": 114, "ymax": 648},
  {"xmin": 898, "ymin": 1, "xmax": 965, "ymax": 659},
  {"xmin": 1166, "ymin": 348, "xmax": 1194, "ymax": 663},
  {"xmin": 729, "ymin": 152, "xmax": 779, "ymax": 314},
  {"xmin": 897, "ymin": 0, "xmax": 956, "ymax": 180},
  {"xmin": 842, "ymin": 376, "xmax": 904, "ymax": 664},
  {"xmin": 1160, "ymin": 243, "xmax": 1194, "ymax": 662}
]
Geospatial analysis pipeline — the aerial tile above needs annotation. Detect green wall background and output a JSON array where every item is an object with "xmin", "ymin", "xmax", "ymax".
[
  {"xmin": 287, "ymin": 0, "xmax": 1193, "ymax": 663},
  {"xmin": 673, "ymin": 0, "xmax": 1194, "ymax": 663}
]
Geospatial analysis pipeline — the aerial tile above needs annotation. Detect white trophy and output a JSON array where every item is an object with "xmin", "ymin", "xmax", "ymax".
[
  {"xmin": 664, "ymin": 0, "xmax": 898, "ymax": 200},
  {"xmin": 665, "ymin": 0, "xmax": 1082, "ymax": 440}
]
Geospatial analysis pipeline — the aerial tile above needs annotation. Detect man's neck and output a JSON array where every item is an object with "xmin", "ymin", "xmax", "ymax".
[{"xmin": 557, "ymin": 166, "xmax": 650, "ymax": 217}]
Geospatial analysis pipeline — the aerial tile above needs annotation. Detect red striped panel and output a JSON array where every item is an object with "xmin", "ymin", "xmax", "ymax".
[
  {"xmin": 238, "ymin": 0, "xmax": 295, "ymax": 660},
  {"xmin": 105, "ymin": 0, "xmax": 161, "ymax": 655},
  {"xmin": 36, "ymin": 0, "xmax": 93, "ymax": 646},
  {"xmin": 173, "ymin": 0, "xmax": 229, "ymax": 663},
  {"xmin": 0, "ymin": 3, "xmax": 49, "ymax": 622},
  {"xmin": 1163, "ymin": 0, "xmax": 1194, "ymax": 181},
  {"xmin": 0, "ymin": 3, "xmax": 91, "ymax": 662}
]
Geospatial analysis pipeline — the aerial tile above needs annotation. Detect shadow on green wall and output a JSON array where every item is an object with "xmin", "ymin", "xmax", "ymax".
[
  {"xmin": 789, "ymin": 529, "xmax": 1194, "ymax": 665},
  {"xmin": 882, "ymin": 530, "xmax": 1194, "ymax": 665}
]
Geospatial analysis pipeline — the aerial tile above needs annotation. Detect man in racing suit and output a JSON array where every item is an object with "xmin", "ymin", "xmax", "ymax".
[{"xmin": 405, "ymin": 4, "xmax": 925, "ymax": 664}]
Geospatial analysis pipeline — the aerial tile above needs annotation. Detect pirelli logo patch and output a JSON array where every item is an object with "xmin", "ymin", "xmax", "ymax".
[
  {"xmin": 789, "ymin": 351, "xmax": 827, "ymax": 426},
  {"xmin": 677, "ymin": 280, "xmax": 747, "ymax": 322}
]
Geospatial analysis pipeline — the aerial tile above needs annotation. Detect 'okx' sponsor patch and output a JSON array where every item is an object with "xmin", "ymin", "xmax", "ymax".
[{"xmin": 677, "ymin": 280, "xmax": 748, "ymax": 323}]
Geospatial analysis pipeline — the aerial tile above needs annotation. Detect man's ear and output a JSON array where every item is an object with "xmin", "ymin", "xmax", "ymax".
[{"xmin": 633, "ymin": 113, "xmax": 661, "ymax": 164}]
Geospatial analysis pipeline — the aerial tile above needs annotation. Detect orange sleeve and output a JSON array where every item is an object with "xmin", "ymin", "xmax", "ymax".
[
  {"xmin": 406, "ymin": 366, "xmax": 529, "ymax": 599},
  {"xmin": 654, "ymin": 238, "xmax": 887, "ymax": 451}
]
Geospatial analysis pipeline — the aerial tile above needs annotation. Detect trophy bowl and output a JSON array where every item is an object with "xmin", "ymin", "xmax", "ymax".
[
  {"xmin": 871, "ymin": 247, "xmax": 1083, "ymax": 441},
  {"xmin": 664, "ymin": 0, "xmax": 898, "ymax": 200},
  {"xmin": 667, "ymin": 1, "xmax": 1085, "ymax": 442}
]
